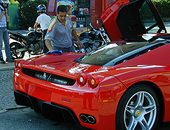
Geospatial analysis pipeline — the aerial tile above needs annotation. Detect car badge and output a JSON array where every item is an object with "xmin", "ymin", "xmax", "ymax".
[{"xmin": 43, "ymin": 73, "xmax": 47, "ymax": 80}]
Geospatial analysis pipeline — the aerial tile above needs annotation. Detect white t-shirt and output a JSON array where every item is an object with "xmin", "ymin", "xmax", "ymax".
[{"xmin": 36, "ymin": 13, "xmax": 51, "ymax": 31}]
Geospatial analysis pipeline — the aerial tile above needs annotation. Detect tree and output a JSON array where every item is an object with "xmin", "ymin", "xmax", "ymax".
[
  {"xmin": 9, "ymin": 0, "xmax": 28, "ymax": 4},
  {"xmin": 19, "ymin": 0, "xmax": 47, "ymax": 29},
  {"xmin": 14, "ymin": 0, "xmax": 28, "ymax": 3}
]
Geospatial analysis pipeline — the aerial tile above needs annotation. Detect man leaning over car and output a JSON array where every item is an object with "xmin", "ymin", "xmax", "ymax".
[{"xmin": 44, "ymin": 5, "xmax": 82, "ymax": 52}]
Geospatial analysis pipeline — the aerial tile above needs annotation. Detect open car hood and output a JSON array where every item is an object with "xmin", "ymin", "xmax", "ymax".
[{"xmin": 99, "ymin": 0, "xmax": 166, "ymax": 41}]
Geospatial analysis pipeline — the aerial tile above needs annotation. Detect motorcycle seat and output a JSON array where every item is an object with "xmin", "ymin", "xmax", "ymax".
[
  {"xmin": 9, "ymin": 31, "xmax": 24, "ymax": 38},
  {"xmin": 9, "ymin": 31, "xmax": 42, "ymax": 44}
]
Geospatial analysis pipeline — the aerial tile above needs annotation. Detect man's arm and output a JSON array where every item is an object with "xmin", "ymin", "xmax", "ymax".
[
  {"xmin": 5, "ymin": 10, "xmax": 9, "ymax": 22},
  {"xmin": 0, "ymin": 11, "xmax": 5, "ymax": 21},
  {"xmin": 72, "ymin": 29, "xmax": 82, "ymax": 49},
  {"xmin": 34, "ymin": 22, "xmax": 42, "ymax": 31},
  {"xmin": 45, "ymin": 39, "xmax": 54, "ymax": 52},
  {"xmin": 34, "ymin": 22, "xmax": 39, "ymax": 31}
]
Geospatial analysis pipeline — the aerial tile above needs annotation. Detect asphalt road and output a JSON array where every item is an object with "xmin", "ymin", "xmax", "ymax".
[{"xmin": 0, "ymin": 108, "xmax": 85, "ymax": 130}]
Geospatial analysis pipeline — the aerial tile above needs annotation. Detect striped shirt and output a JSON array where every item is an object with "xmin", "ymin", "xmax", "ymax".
[{"xmin": 45, "ymin": 16, "xmax": 73, "ymax": 48}]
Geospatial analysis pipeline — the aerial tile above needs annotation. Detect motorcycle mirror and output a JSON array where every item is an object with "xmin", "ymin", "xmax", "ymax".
[
  {"xmin": 88, "ymin": 23, "xmax": 93, "ymax": 29},
  {"xmin": 96, "ymin": 20, "xmax": 100, "ymax": 30},
  {"xmin": 88, "ymin": 23, "xmax": 96, "ymax": 32}
]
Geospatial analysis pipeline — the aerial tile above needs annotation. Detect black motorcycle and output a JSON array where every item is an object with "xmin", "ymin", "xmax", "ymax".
[
  {"xmin": 74, "ymin": 21, "xmax": 109, "ymax": 53},
  {"xmin": 9, "ymin": 30, "xmax": 44, "ymax": 59}
]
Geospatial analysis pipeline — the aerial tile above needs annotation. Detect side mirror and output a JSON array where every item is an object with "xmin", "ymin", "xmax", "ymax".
[
  {"xmin": 88, "ymin": 23, "xmax": 94, "ymax": 30},
  {"xmin": 97, "ymin": 20, "xmax": 99, "ymax": 25}
]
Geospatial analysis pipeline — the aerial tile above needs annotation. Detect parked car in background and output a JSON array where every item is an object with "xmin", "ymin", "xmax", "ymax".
[{"xmin": 13, "ymin": 0, "xmax": 170, "ymax": 130}]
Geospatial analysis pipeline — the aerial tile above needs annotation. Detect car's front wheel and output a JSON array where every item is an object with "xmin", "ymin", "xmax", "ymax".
[{"xmin": 116, "ymin": 84, "xmax": 160, "ymax": 130}]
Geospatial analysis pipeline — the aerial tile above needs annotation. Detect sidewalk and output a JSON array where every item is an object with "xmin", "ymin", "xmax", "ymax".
[
  {"xmin": 0, "ymin": 50, "xmax": 36, "ymax": 70},
  {"xmin": 0, "ymin": 62, "xmax": 15, "ymax": 70},
  {"xmin": 0, "ymin": 49, "xmax": 15, "ymax": 71},
  {"xmin": 0, "ymin": 68, "xmax": 25, "ymax": 112}
]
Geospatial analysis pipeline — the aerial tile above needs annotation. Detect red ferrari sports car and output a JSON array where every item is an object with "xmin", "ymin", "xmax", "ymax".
[{"xmin": 13, "ymin": 0, "xmax": 170, "ymax": 130}]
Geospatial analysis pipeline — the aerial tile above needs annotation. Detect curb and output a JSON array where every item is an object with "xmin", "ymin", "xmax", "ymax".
[
  {"xmin": 0, "ymin": 63, "xmax": 15, "ymax": 71},
  {"xmin": 0, "ymin": 67, "xmax": 14, "ymax": 71}
]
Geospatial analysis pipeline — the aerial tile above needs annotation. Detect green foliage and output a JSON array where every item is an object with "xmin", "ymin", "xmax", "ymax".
[
  {"xmin": 9, "ymin": 0, "xmax": 19, "ymax": 4},
  {"xmin": 133, "ymin": 0, "xmax": 170, "ymax": 22},
  {"xmin": 19, "ymin": 0, "xmax": 47, "ymax": 29},
  {"xmin": 9, "ymin": 0, "xmax": 28, "ymax": 4},
  {"xmin": 152, "ymin": 0, "xmax": 170, "ymax": 20},
  {"xmin": 14, "ymin": 0, "xmax": 28, "ymax": 3}
]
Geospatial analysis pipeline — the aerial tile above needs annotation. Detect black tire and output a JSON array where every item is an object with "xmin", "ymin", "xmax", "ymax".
[
  {"xmin": 10, "ymin": 42, "xmax": 25, "ymax": 59},
  {"xmin": 116, "ymin": 84, "xmax": 160, "ymax": 130}
]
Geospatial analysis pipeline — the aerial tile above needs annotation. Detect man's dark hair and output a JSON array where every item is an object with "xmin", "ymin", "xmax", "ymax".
[{"xmin": 57, "ymin": 5, "xmax": 67, "ymax": 14}]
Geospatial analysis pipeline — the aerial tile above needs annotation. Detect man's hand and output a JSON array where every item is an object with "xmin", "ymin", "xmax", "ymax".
[
  {"xmin": 77, "ymin": 40, "xmax": 83, "ymax": 49},
  {"xmin": 72, "ymin": 29, "xmax": 83, "ymax": 49},
  {"xmin": 4, "ymin": 10, "xmax": 10, "ymax": 22},
  {"xmin": 5, "ymin": 9, "xmax": 8, "ymax": 15},
  {"xmin": 2, "ymin": 10, "xmax": 6, "ymax": 15},
  {"xmin": 37, "ymin": 28, "xmax": 42, "ymax": 31}
]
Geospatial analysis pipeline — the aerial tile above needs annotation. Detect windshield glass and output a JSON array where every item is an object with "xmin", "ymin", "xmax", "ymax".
[{"xmin": 74, "ymin": 40, "xmax": 166, "ymax": 66}]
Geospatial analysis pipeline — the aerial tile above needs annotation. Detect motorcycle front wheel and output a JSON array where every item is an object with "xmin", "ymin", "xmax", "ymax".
[{"xmin": 10, "ymin": 42, "xmax": 25, "ymax": 59}]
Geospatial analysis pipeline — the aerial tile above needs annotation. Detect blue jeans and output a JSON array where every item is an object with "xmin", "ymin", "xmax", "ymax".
[{"xmin": 0, "ymin": 27, "xmax": 12, "ymax": 59}]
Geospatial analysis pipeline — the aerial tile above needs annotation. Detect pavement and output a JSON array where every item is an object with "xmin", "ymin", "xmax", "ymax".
[{"xmin": 0, "ymin": 69, "xmax": 20, "ymax": 112}]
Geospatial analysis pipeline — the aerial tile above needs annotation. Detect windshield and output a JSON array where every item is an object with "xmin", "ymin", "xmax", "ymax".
[{"xmin": 74, "ymin": 40, "xmax": 166, "ymax": 66}]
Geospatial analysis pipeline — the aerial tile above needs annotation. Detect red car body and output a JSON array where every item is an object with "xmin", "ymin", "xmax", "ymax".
[
  {"xmin": 100, "ymin": 0, "xmax": 166, "ymax": 41},
  {"xmin": 13, "ymin": 0, "xmax": 170, "ymax": 130}
]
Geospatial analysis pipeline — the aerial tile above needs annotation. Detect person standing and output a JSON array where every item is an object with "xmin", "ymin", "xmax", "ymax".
[
  {"xmin": 34, "ymin": 4, "xmax": 51, "ymax": 53},
  {"xmin": 45, "ymin": 5, "xmax": 82, "ymax": 52},
  {"xmin": 0, "ymin": 0, "xmax": 14, "ymax": 64},
  {"xmin": 66, "ymin": 5, "xmax": 83, "ymax": 32}
]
